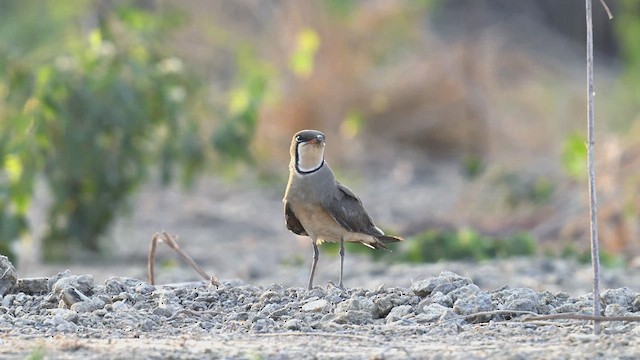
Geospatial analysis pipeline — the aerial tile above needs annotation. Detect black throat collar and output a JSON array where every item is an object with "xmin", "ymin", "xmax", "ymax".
[{"xmin": 295, "ymin": 147, "xmax": 324, "ymax": 175}]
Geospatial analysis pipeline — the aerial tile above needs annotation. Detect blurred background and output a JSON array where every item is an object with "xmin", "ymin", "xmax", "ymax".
[{"xmin": 1, "ymin": 0, "xmax": 640, "ymax": 288}]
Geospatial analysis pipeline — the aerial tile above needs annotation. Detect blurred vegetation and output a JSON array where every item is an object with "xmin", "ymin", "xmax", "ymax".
[
  {"xmin": 324, "ymin": 229, "xmax": 624, "ymax": 268},
  {"xmin": 212, "ymin": 46, "xmax": 272, "ymax": 166},
  {"xmin": 2, "ymin": 0, "xmax": 640, "ymax": 265},
  {"xmin": 558, "ymin": 244, "xmax": 624, "ymax": 268},
  {"xmin": 322, "ymin": 228, "xmax": 536, "ymax": 262},
  {"xmin": 400, "ymin": 229, "xmax": 537, "ymax": 263},
  {"xmin": 0, "ymin": 0, "xmax": 269, "ymax": 261}
]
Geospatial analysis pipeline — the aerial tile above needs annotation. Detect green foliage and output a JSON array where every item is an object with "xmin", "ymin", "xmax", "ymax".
[
  {"xmin": 400, "ymin": 228, "xmax": 536, "ymax": 263},
  {"xmin": 212, "ymin": 46, "xmax": 273, "ymax": 165},
  {"xmin": 322, "ymin": 0, "xmax": 356, "ymax": 19},
  {"xmin": 560, "ymin": 244, "xmax": 624, "ymax": 268},
  {"xmin": 461, "ymin": 155, "xmax": 485, "ymax": 179},
  {"xmin": 496, "ymin": 172, "xmax": 555, "ymax": 207},
  {"xmin": 0, "ymin": 1, "xmax": 207, "ymax": 261},
  {"xmin": 27, "ymin": 344, "xmax": 46, "ymax": 360},
  {"xmin": 561, "ymin": 133, "xmax": 587, "ymax": 179}
]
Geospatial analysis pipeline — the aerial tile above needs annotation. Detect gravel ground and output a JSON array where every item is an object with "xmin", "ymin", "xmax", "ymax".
[
  {"xmin": 7, "ymin": 158, "xmax": 640, "ymax": 359},
  {"xmin": 3, "ymin": 255, "xmax": 640, "ymax": 359}
]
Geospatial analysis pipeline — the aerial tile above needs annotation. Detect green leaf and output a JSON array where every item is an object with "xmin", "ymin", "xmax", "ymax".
[
  {"xmin": 290, "ymin": 28, "xmax": 320, "ymax": 78},
  {"xmin": 561, "ymin": 133, "xmax": 588, "ymax": 179}
]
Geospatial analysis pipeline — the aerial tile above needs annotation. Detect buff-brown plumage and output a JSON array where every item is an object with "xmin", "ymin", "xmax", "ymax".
[{"xmin": 283, "ymin": 129, "xmax": 403, "ymax": 289}]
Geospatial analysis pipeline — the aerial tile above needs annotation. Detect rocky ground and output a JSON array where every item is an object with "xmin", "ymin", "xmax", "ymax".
[
  {"xmin": 6, "ymin": 157, "xmax": 640, "ymax": 359},
  {"xmin": 3, "ymin": 254, "xmax": 640, "ymax": 359}
]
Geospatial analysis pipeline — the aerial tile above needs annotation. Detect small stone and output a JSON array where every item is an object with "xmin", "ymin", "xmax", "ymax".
[
  {"xmin": 419, "ymin": 303, "xmax": 450, "ymax": 323},
  {"xmin": 104, "ymin": 277, "xmax": 146, "ymax": 295},
  {"xmin": 410, "ymin": 271, "xmax": 472, "ymax": 297},
  {"xmin": 140, "ymin": 319, "xmax": 155, "ymax": 331},
  {"xmin": 604, "ymin": 303, "xmax": 626, "ymax": 317},
  {"xmin": 135, "ymin": 283, "xmax": 156, "ymax": 295},
  {"xmin": 302, "ymin": 299, "xmax": 329, "ymax": 313},
  {"xmin": 336, "ymin": 298, "xmax": 378, "ymax": 318},
  {"xmin": 499, "ymin": 288, "xmax": 540, "ymax": 313},
  {"xmin": 52, "ymin": 275, "xmax": 95, "ymax": 298},
  {"xmin": 284, "ymin": 318, "xmax": 302, "ymax": 330},
  {"xmin": 429, "ymin": 291, "xmax": 454, "ymax": 308},
  {"xmin": 56, "ymin": 320, "xmax": 78, "ymax": 333},
  {"xmin": 453, "ymin": 291, "xmax": 494, "ymax": 321},
  {"xmin": 373, "ymin": 295, "xmax": 394, "ymax": 317},
  {"xmin": 48, "ymin": 270, "xmax": 72, "ymax": 291},
  {"xmin": 13, "ymin": 277, "xmax": 49, "ymax": 295},
  {"xmin": 601, "ymin": 287, "xmax": 635, "ymax": 310},
  {"xmin": 111, "ymin": 301, "xmax": 130, "ymax": 312},
  {"xmin": 332, "ymin": 310, "xmax": 373, "ymax": 325},
  {"xmin": 0, "ymin": 256, "xmax": 17, "ymax": 296},
  {"xmin": 450, "ymin": 283, "xmax": 480, "ymax": 298},
  {"xmin": 70, "ymin": 298, "xmax": 106, "ymax": 313},
  {"xmin": 385, "ymin": 305, "xmax": 413, "ymax": 324},
  {"xmin": 152, "ymin": 307, "xmax": 174, "ymax": 318}
]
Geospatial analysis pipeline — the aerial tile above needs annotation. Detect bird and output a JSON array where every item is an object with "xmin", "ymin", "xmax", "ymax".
[{"xmin": 283, "ymin": 129, "xmax": 403, "ymax": 290}]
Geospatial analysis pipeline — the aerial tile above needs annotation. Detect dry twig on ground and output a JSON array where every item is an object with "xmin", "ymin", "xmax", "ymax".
[{"xmin": 147, "ymin": 231, "xmax": 220, "ymax": 286}]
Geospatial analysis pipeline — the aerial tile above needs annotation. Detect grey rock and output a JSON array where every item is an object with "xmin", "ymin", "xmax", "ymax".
[
  {"xmin": 429, "ymin": 291, "xmax": 454, "ymax": 307},
  {"xmin": 111, "ymin": 300, "xmax": 130, "ymax": 312},
  {"xmin": 553, "ymin": 294, "xmax": 593, "ymax": 314},
  {"xmin": 0, "ymin": 255, "xmax": 17, "ymax": 296},
  {"xmin": 604, "ymin": 303, "xmax": 626, "ymax": 317},
  {"xmin": 449, "ymin": 284, "xmax": 482, "ymax": 303},
  {"xmin": 302, "ymin": 299, "xmax": 330, "ymax": 312},
  {"xmin": 601, "ymin": 287, "xmax": 635, "ymax": 310},
  {"xmin": 104, "ymin": 277, "xmax": 147, "ymax": 295},
  {"xmin": 632, "ymin": 295, "xmax": 640, "ymax": 313},
  {"xmin": 152, "ymin": 307, "xmax": 175, "ymax": 318},
  {"xmin": 56, "ymin": 320, "xmax": 78, "ymax": 333},
  {"xmin": 1, "ymin": 294, "xmax": 13, "ymax": 307},
  {"xmin": 332, "ymin": 310, "xmax": 373, "ymax": 325},
  {"xmin": 385, "ymin": 305, "xmax": 413, "ymax": 324},
  {"xmin": 306, "ymin": 288, "xmax": 326, "ymax": 299},
  {"xmin": 284, "ymin": 318, "xmax": 303, "ymax": 330},
  {"xmin": 373, "ymin": 295, "xmax": 394, "ymax": 317},
  {"xmin": 228, "ymin": 312, "xmax": 249, "ymax": 321},
  {"xmin": 335, "ymin": 297, "xmax": 378, "ymax": 318},
  {"xmin": 135, "ymin": 283, "xmax": 156, "ymax": 295},
  {"xmin": 140, "ymin": 319, "xmax": 155, "ymax": 331},
  {"xmin": 411, "ymin": 271, "xmax": 472, "ymax": 297},
  {"xmin": 453, "ymin": 291, "xmax": 494, "ymax": 321},
  {"xmin": 420, "ymin": 303, "xmax": 450, "ymax": 323},
  {"xmin": 13, "ymin": 277, "xmax": 49, "ymax": 295},
  {"xmin": 499, "ymin": 288, "xmax": 540, "ymax": 313},
  {"xmin": 51, "ymin": 274, "xmax": 95, "ymax": 298},
  {"xmin": 47, "ymin": 270, "xmax": 72, "ymax": 291},
  {"xmin": 70, "ymin": 298, "xmax": 106, "ymax": 313},
  {"xmin": 332, "ymin": 297, "xmax": 378, "ymax": 324}
]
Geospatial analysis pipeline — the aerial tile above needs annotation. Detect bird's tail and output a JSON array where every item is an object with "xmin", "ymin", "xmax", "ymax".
[
  {"xmin": 367, "ymin": 235, "xmax": 404, "ymax": 251},
  {"xmin": 379, "ymin": 235, "xmax": 404, "ymax": 243}
]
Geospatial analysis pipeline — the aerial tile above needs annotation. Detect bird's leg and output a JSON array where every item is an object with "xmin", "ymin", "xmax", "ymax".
[
  {"xmin": 338, "ymin": 236, "xmax": 345, "ymax": 290},
  {"xmin": 307, "ymin": 239, "xmax": 319, "ymax": 290}
]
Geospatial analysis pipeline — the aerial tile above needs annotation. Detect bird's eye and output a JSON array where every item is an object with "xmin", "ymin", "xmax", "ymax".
[{"xmin": 295, "ymin": 135, "xmax": 303, "ymax": 143}]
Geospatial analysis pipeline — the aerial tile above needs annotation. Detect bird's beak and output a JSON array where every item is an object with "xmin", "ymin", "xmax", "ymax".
[{"xmin": 308, "ymin": 135, "xmax": 325, "ymax": 145}]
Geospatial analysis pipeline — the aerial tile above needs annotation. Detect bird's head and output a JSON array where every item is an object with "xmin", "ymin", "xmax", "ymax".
[{"xmin": 290, "ymin": 129, "xmax": 326, "ymax": 174}]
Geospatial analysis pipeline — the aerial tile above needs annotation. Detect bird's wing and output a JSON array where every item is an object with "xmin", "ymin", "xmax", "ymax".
[
  {"xmin": 284, "ymin": 201, "xmax": 308, "ymax": 236},
  {"xmin": 322, "ymin": 183, "xmax": 383, "ymax": 236}
]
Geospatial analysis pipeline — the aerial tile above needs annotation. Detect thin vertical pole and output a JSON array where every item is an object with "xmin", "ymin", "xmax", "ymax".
[{"xmin": 585, "ymin": 0, "xmax": 602, "ymax": 335}]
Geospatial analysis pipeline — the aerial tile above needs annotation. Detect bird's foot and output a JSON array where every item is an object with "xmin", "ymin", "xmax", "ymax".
[{"xmin": 327, "ymin": 281, "xmax": 347, "ymax": 292}]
